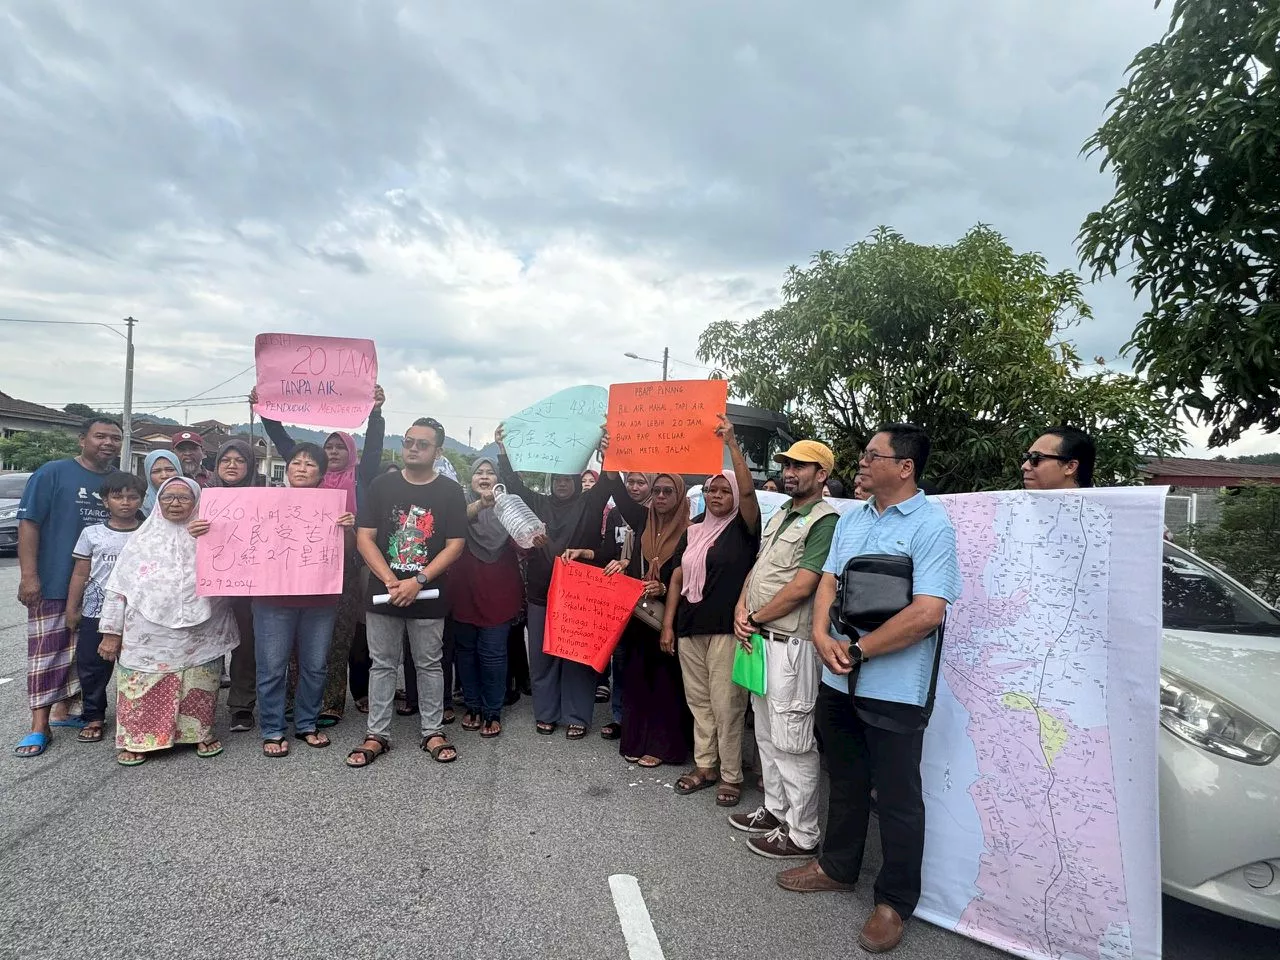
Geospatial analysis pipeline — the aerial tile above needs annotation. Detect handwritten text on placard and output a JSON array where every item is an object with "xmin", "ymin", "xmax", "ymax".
[
  {"xmin": 543, "ymin": 559, "xmax": 646, "ymax": 671},
  {"xmin": 195, "ymin": 488, "xmax": 347, "ymax": 596},
  {"xmin": 254, "ymin": 333, "xmax": 378, "ymax": 428},
  {"xmin": 501, "ymin": 385, "xmax": 608, "ymax": 474},
  {"xmin": 603, "ymin": 379, "xmax": 728, "ymax": 475}
]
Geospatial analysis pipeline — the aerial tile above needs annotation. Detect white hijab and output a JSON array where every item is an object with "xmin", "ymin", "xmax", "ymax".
[{"xmin": 105, "ymin": 476, "xmax": 211, "ymax": 629}]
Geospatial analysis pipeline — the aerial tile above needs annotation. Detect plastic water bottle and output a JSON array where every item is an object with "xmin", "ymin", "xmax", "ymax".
[{"xmin": 492, "ymin": 484, "xmax": 547, "ymax": 549}]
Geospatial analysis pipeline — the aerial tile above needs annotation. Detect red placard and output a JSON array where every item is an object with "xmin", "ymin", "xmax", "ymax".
[
  {"xmin": 602, "ymin": 378, "xmax": 728, "ymax": 475},
  {"xmin": 543, "ymin": 559, "xmax": 646, "ymax": 672}
]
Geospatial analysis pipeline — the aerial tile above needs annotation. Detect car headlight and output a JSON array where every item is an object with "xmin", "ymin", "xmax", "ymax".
[
  {"xmin": 0, "ymin": 507, "xmax": 17, "ymax": 521},
  {"xmin": 1160, "ymin": 670, "xmax": 1280, "ymax": 765}
]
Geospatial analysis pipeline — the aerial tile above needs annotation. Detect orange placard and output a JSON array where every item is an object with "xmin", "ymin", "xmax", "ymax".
[
  {"xmin": 543, "ymin": 559, "xmax": 647, "ymax": 672},
  {"xmin": 603, "ymin": 379, "xmax": 728, "ymax": 475}
]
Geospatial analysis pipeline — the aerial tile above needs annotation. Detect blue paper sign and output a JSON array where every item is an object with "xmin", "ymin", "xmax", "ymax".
[{"xmin": 501, "ymin": 385, "xmax": 609, "ymax": 474}]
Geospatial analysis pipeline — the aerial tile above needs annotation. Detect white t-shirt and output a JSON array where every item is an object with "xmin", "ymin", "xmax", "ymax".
[{"xmin": 72, "ymin": 523, "xmax": 136, "ymax": 618}]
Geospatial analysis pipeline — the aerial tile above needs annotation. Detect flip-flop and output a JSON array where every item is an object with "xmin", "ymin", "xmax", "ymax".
[
  {"xmin": 77, "ymin": 724, "xmax": 106, "ymax": 743},
  {"xmin": 117, "ymin": 750, "xmax": 147, "ymax": 766},
  {"xmin": 196, "ymin": 741, "xmax": 224, "ymax": 758},
  {"xmin": 316, "ymin": 713, "xmax": 341, "ymax": 728},
  {"xmin": 262, "ymin": 737, "xmax": 290, "ymax": 758},
  {"xmin": 14, "ymin": 732, "xmax": 51, "ymax": 757},
  {"xmin": 50, "ymin": 716, "xmax": 88, "ymax": 729}
]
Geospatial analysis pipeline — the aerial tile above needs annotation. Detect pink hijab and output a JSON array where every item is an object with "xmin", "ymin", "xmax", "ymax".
[
  {"xmin": 681, "ymin": 470, "xmax": 740, "ymax": 604},
  {"xmin": 321, "ymin": 432, "xmax": 358, "ymax": 513}
]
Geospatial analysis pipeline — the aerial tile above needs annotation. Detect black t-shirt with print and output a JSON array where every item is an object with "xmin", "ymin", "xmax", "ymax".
[
  {"xmin": 673, "ymin": 511, "xmax": 762, "ymax": 637},
  {"xmin": 358, "ymin": 471, "xmax": 468, "ymax": 619}
]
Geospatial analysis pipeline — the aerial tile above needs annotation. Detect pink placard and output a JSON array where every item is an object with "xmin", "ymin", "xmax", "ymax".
[
  {"xmin": 253, "ymin": 333, "xmax": 378, "ymax": 428},
  {"xmin": 195, "ymin": 488, "xmax": 347, "ymax": 596}
]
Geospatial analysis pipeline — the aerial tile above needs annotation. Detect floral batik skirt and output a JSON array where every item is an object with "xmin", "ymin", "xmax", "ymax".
[{"xmin": 114, "ymin": 659, "xmax": 221, "ymax": 752}]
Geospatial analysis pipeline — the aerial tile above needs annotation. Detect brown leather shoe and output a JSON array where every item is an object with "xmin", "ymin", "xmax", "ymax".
[
  {"xmin": 775, "ymin": 859, "xmax": 856, "ymax": 893},
  {"xmin": 858, "ymin": 904, "xmax": 904, "ymax": 953}
]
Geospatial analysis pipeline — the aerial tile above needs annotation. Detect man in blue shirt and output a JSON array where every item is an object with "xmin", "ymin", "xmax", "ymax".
[
  {"xmin": 777, "ymin": 423, "xmax": 960, "ymax": 955},
  {"xmin": 14, "ymin": 417, "xmax": 121, "ymax": 757}
]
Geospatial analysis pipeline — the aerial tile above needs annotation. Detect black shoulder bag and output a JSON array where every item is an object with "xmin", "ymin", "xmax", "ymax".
[{"xmin": 831, "ymin": 553, "xmax": 946, "ymax": 731}]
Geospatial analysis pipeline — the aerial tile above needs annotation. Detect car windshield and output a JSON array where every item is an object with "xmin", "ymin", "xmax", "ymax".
[
  {"xmin": 1162, "ymin": 543, "xmax": 1280, "ymax": 635},
  {"xmin": 0, "ymin": 474, "xmax": 30, "ymax": 499}
]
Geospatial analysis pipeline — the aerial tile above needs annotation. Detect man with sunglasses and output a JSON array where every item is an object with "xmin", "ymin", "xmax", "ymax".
[
  {"xmin": 730, "ymin": 440, "xmax": 840, "ymax": 858},
  {"xmin": 1021, "ymin": 426, "xmax": 1095, "ymax": 490},
  {"xmin": 348, "ymin": 417, "xmax": 467, "ymax": 767},
  {"xmin": 777, "ymin": 423, "xmax": 959, "ymax": 956}
]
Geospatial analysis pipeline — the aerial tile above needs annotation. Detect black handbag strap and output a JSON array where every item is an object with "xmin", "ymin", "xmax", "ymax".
[{"xmin": 920, "ymin": 613, "xmax": 946, "ymax": 723}]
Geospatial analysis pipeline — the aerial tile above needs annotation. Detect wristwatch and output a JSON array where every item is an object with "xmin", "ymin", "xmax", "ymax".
[
  {"xmin": 746, "ymin": 612, "xmax": 761, "ymax": 629},
  {"xmin": 415, "ymin": 571, "xmax": 429, "ymax": 586},
  {"xmin": 848, "ymin": 641, "xmax": 867, "ymax": 665}
]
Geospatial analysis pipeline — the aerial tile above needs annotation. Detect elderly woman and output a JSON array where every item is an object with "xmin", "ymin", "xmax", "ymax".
[
  {"xmin": 661, "ymin": 417, "xmax": 761, "ymax": 806},
  {"xmin": 142, "ymin": 450, "xmax": 182, "ymax": 516},
  {"xmin": 450, "ymin": 457, "xmax": 523, "ymax": 738},
  {"xmin": 97, "ymin": 477, "xmax": 239, "ymax": 766}
]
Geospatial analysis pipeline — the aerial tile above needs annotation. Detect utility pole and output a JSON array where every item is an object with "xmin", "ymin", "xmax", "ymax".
[
  {"xmin": 120, "ymin": 317, "xmax": 137, "ymax": 471},
  {"xmin": 662, "ymin": 346, "xmax": 669, "ymax": 382},
  {"xmin": 468, "ymin": 426, "xmax": 473, "ymax": 450}
]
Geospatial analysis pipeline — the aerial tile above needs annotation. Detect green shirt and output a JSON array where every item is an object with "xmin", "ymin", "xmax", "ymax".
[{"xmin": 771, "ymin": 499, "xmax": 839, "ymax": 573}]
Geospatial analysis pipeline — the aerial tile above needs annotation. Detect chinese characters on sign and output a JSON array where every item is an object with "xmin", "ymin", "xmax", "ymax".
[{"xmin": 501, "ymin": 385, "xmax": 609, "ymax": 474}]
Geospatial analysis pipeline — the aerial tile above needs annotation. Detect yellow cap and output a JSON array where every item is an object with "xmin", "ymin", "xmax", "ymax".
[{"xmin": 774, "ymin": 440, "xmax": 834, "ymax": 473}]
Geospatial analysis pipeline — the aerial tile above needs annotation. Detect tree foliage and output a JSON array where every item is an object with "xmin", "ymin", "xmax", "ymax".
[
  {"xmin": 1078, "ymin": 0, "xmax": 1280, "ymax": 446},
  {"xmin": 698, "ymin": 226, "xmax": 1183, "ymax": 493},
  {"xmin": 0, "ymin": 430, "xmax": 81, "ymax": 472},
  {"xmin": 1180, "ymin": 485, "xmax": 1280, "ymax": 603}
]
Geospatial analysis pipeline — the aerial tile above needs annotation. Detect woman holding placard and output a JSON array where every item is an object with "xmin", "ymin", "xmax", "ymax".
[
  {"xmin": 97, "ymin": 477, "xmax": 239, "ymax": 765},
  {"xmin": 660, "ymin": 417, "xmax": 761, "ymax": 806},
  {"xmin": 493, "ymin": 424, "xmax": 616, "ymax": 740}
]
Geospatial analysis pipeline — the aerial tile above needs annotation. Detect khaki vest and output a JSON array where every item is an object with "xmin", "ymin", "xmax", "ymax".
[{"xmin": 745, "ymin": 499, "xmax": 838, "ymax": 638}]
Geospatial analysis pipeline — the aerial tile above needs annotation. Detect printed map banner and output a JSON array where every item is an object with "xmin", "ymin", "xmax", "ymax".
[{"xmin": 916, "ymin": 487, "xmax": 1164, "ymax": 960}]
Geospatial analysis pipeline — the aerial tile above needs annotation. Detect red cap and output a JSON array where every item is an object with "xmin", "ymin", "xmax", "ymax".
[{"xmin": 172, "ymin": 430, "xmax": 202, "ymax": 447}]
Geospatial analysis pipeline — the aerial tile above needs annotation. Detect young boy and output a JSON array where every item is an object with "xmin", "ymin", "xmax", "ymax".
[{"xmin": 66, "ymin": 471, "xmax": 146, "ymax": 744}]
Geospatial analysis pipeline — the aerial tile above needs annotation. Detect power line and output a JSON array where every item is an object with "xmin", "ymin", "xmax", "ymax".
[{"xmin": 148, "ymin": 364, "xmax": 256, "ymax": 416}]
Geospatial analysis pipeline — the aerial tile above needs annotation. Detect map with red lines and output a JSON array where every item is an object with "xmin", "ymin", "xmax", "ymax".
[{"xmin": 914, "ymin": 488, "xmax": 1165, "ymax": 960}]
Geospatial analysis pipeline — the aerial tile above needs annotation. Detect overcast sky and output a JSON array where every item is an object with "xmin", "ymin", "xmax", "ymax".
[{"xmin": 1, "ymin": 1, "xmax": 1273, "ymax": 456}]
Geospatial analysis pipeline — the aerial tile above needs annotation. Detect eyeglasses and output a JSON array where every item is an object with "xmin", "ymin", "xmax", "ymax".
[
  {"xmin": 652, "ymin": 485, "xmax": 677, "ymax": 496},
  {"xmin": 402, "ymin": 438, "xmax": 436, "ymax": 450},
  {"xmin": 1022, "ymin": 452, "xmax": 1072, "ymax": 467},
  {"xmin": 857, "ymin": 449, "xmax": 906, "ymax": 464},
  {"xmin": 220, "ymin": 456, "xmax": 247, "ymax": 466},
  {"xmin": 158, "ymin": 494, "xmax": 194, "ymax": 505}
]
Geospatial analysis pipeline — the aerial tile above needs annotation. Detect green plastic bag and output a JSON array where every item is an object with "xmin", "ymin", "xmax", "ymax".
[{"xmin": 732, "ymin": 634, "xmax": 767, "ymax": 696}]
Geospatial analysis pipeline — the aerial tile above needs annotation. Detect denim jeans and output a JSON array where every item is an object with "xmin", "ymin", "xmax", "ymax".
[
  {"xmin": 75, "ymin": 616, "xmax": 113, "ymax": 724},
  {"xmin": 453, "ymin": 620, "xmax": 510, "ymax": 722},
  {"xmin": 252, "ymin": 601, "xmax": 338, "ymax": 740},
  {"xmin": 365, "ymin": 613, "xmax": 445, "ymax": 742}
]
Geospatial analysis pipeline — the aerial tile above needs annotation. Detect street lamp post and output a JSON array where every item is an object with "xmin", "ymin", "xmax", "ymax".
[
  {"xmin": 0, "ymin": 316, "xmax": 137, "ymax": 468},
  {"xmin": 623, "ymin": 347, "xmax": 670, "ymax": 381}
]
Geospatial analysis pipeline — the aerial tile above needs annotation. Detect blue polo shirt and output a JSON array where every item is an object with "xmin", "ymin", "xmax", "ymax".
[
  {"xmin": 16, "ymin": 458, "xmax": 114, "ymax": 600},
  {"xmin": 821, "ymin": 489, "xmax": 961, "ymax": 705}
]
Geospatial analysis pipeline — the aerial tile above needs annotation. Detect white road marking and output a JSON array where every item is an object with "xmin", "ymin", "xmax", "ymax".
[
  {"xmin": 0, "ymin": 677, "xmax": 13, "ymax": 685},
  {"xmin": 609, "ymin": 874, "xmax": 666, "ymax": 960}
]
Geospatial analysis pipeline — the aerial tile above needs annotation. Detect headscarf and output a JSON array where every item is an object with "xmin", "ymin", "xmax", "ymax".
[
  {"xmin": 581, "ymin": 469, "xmax": 599, "ymax": 486},
  {"xmin": 320, "ymin": 432, "xmax": 358, "ymax": 512},
  {"xmin": 543, "ymin": 472, "xmax": 586, "ymax": 546},
  {"xmin": 105, "ymin": 477, "xmax": 210, "ymax": 629},
  {"xmin": 210, "ymin": 438, "xmax": 257, "ymax": 488},
  {"xmin": 142, "ymin": 450, "xmax": 183, "ymax": 515},
  {"xmin": 640, "ymin": 473, "xmax": 689, "ymax": 581},
  {"xmin": 681, "ymin": 470, "xmax": 741, "ymax": 603},
  {"xmin": 465, "ymin": 456, "xmax": 511, "ymax": 563}
]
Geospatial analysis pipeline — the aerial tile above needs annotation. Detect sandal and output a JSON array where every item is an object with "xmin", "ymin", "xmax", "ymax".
[
  {"xmin": 675, "ymin": 769, "xmax": 720, "ymax": 795},
  {"xmin": 536, "ymin": 722, "xmax": 557, "ymax": 736},
  {"xmin": 295, "ymin": 730, "xmax": 331, "ymax": 749},
  {"xmin": 636, "ymin": 755, "xmax": 663, "ymax": 768},
  {"xmin": 196, "ymin": 740, "xmax": 223, "ymax": 758},
  {"xmin": 77, "ymin": 723, "xmax": 105, "ymax": 743},
  {"xmin": 422, "ymin": 734, "xmax": 457, "ymax": 763},
  {"xmin": 442, "ymin": 708, "xmax": 456, "ymax": 725},
  {"xmin": 355, "ymin": 697, "xmax": 369, "ymax": 714},
  {"xmin": 262, "ymin": 737, "xmax": 290, "ymax": 758},
  {"xmin": 395, "ymin": 703, "xmax": 419, "ymax": 716},
  {"xmin": 716, "ymin": 782, "xmax": 743, "ymax": 807},
  {"xmin": 600, "ymin": 722, "xmax": 622, "ymax": 741},
  {"xmin": 316, "ymin": 712, "xmax": 341, "ymax": 728},
  {"xmin": 565, "ymin": 724, "xmax": 587, "ymax": 741},
  {"xmin": 480, "ymin": 720, "xmax": 501, "ymax": 738},
  {"xmin": 345, "ymin": 735, "xmax": 390, "ymax": 768},
  {"xmin": 116, "ymin": 749, "xmax": 146, "ymax": 766},
  {"xmin": 461, "ymin": 711, "xmax": 482, "ymax": 732}
]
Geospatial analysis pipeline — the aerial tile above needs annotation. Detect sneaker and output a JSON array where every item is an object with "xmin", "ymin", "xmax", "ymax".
[
  {"xmin": 729, "ymin": 805, "xmax": 784, "ymax": 835},
  {"xmin": 748, "ymin": 826, "xmax": 817, "ymax": 860},
  {"xmin": 229, "ymin": 711, "xmax": 255, "ymax": 733}
]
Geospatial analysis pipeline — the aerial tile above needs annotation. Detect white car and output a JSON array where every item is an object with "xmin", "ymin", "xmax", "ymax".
[{"xmin": 1159, "ymin": 541, "xmax": 1280, "ymax": 928}]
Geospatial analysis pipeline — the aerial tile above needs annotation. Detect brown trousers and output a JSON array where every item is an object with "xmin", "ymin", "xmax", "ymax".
[{"xmin": 678, "ymin": 633, "xmax": 749, "ymax": 784}]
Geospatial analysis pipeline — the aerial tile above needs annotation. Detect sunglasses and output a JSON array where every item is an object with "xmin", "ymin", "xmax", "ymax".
[
  {"xmin": 652, "ymin": 485, "xmax": 677, "ymax": 496},
  {"xmin": 402, "ymin": 438, "xmax": 437, "ymax": 450},
  {"xmin": 1022, "ymin": 452, "xmax": 1072, "ymax": 467}
]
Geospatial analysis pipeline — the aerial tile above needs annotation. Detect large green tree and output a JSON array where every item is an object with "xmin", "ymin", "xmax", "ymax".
[
  {"xmin": 0, "ymin": 430, "xmax": 81, "ymax": 472},
  {"xmin": 1078, "ymin": 0, "xmax": 1280, "ymax": 447},
  {"xmin": 698, "ymin": 226, "xmax": 1183, "ymax": 493},
  {"xmin": 1179, "ymin": 485, "xmax": 1280, "ymax": 603}
]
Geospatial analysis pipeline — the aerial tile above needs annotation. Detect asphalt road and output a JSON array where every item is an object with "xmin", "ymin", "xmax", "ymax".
[{"xmin": 0, "ymin": 559, "xmax": 1273, "ymax": 960}]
